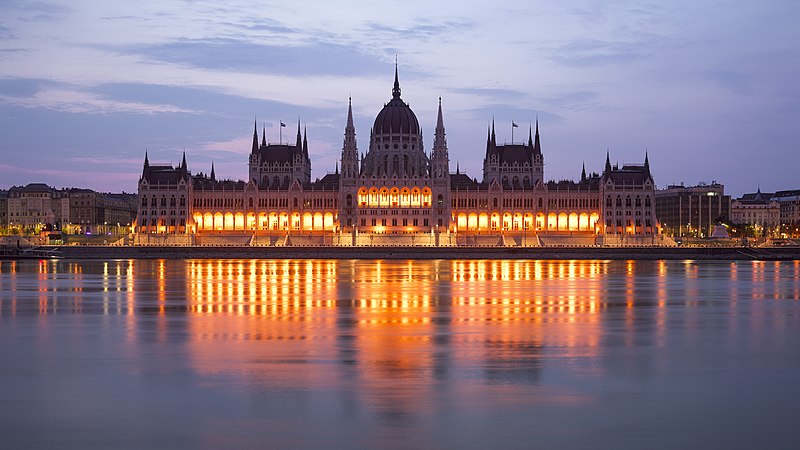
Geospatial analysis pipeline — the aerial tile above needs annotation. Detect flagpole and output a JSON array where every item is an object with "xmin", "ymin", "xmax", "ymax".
[
  {"xmin": 280, "ymin": 120, "xmax": 282, "ymax": 145},
  {"xmin": 511, "ymin": 120, "xmax": 514, "ymax": 144}
]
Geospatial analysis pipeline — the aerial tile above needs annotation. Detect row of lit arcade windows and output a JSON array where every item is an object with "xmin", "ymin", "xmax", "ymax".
[
  {"xmin": 454, "ymin": 212, "xmax": 601, "ymax": 232},
  {"xmin": 357, "ymin": 187, "xmax": 434, "ymax": 208},
  {"xmin": 192, "ymin": 211, "xmax": 336, "ymax": 231}
]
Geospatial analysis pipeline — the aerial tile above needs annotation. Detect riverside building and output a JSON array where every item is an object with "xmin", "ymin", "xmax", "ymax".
[{"xmin": 135, "ymin": 68, "xmax": 660, "ymax": 246}]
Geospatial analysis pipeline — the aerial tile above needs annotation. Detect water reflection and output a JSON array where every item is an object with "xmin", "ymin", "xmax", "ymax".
[{"xmin": 1, "ymin": 259, "xmax": 800, "ymax": 448}]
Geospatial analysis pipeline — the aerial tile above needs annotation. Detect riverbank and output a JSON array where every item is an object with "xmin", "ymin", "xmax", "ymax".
[{"xmin": 43, "ymin": 245, "xmax": 800, "ymax": 260}]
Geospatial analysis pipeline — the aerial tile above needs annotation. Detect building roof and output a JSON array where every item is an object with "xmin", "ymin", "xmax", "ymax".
[
  {"xmin": 451, "ymin": 173, "xmax": 484, "ymax": 190},
  {"xmin": 372, "ymin": 65, "xmax": 420, "ymax": 136}
]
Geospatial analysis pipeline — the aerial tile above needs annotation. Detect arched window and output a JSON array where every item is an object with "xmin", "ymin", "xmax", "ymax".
[
  {"xmin": 635, "ymin": 196, "xmax": 641, "ymax": 207},
  {"xmin": 293, "ymin": 198, "xmax": 298, "ymax": 208},
  {"xmin": 625, "ymin": 196, "xmax": 632, "ymax": 207},
  {"xmin": 645, "ymin": 196, "xmax": 651, "ymax": 207},
  {"xmin": 161, "ymin": 196, "xmax": 167, "ymax": 207},
  {"xmin": 142, "ymin": 197, "xmax": 147, "ymax": 206},
  {"xmin": 616, "ymin": 196, "xmax": 622, "ymax": 207},
  {"xmin": 248, "ymin": 197, "xmax": 254, "ymax": 208},
  {"xmin": 493, "ymin": 198, "xmax": 498, "ymax": 208},
  {"xmin": 606, "ymin": 196, "xmax": 612, "ymax": 207},
  {"xmin": 538, "ymin": 197, "xmax": 543, "ymax": 208},
  {"xmin": 180, "ymin": 197, "xmax": 185, "ymax": 207}
]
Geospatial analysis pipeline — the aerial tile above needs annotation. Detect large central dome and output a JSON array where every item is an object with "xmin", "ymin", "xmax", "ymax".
[{"xmin": 372, "ymin": 66, "xmax": 420, "ymax": 136}]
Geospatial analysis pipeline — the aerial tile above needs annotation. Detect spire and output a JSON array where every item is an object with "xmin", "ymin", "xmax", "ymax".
[
  {"xmin": 302, "ymin": 125, "xmax": 309, "ymax": 159},
  {"xmin": 335, "ymin": 161, "xmax": 339, "ymax": 175},
  {"xmin": 487, "ymin": 124, "xmax": 491, "ymax": 144},
  {"xmin": 456, "ymin": 161, "xmax": 460, "ymax": 174},
  {"xmin": 295, "ymin": 119, "xmax": 302, "ymax": 150},
  {"xmin": 142, "ymin": 150, "xmax": 149, "ymax": 179},
  {"xmin": 533, "ymin": 117, "xmax": 541, "ymax": 155},
  {"xmin": 436, "ymin": 97, "xmax": 444, "ymax": 131},
  {"xmin": 527, "ymin": 123, "xmax": 533, "ymax": 147},
  {"xmin": 433, "ymin": 96, "xmax": 447, "ymax": 152},
  {"xmin": 261, "ymin": 124, "xmax": 266, "ymax": 147},
  {"xmin": 346, "ymin": 96, "xmax": 354, "ymax": 129},
  {"xmin": 252, "ymin": 119, "xmax": 259, "ymax": 153},
  {"xmin": 605, "ymin": 149, "xmax": 612, "ymax": 174},
  {"xmin": 644, "ymin": 150, "xmax": 650, "ymax": 172},
  {"xmin": 392, "ymin": 60, "xmax": 401, "ymax": 99},
  {"xmin": 210, "ymin": 162, "xmax": 216, "ymax": 181},
  {"xmin": 491, "ymin": 118, "xmax": 496, "ymax": 145},
  {"xmin": 581, "ymin": 161, "xmax": 587, "ymax": 182},
  {"xmin": 181, "ymin": 151, "xmax": 187, "ymax": 169}
]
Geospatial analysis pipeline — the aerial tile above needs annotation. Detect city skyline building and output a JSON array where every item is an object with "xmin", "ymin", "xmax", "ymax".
[{"xmin": 136, "ymin": 67, "xmax": 660, "ymax": 246}]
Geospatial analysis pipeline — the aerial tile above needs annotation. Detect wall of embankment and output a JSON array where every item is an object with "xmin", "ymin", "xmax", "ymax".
[{"xmin": 51, "ymin": 245, "xmax": 800, "ymax": 261}]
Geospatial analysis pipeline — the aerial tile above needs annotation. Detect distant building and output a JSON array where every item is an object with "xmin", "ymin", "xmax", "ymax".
[
  {"xmin": 7, "ymin": 183, "xmax": 70, "ymax": 231},
  {"xmin": 655, "ymin": 182, "xmax": 730, "ymax": 238},
  {"xmin": 136, "ymin": 67, "xmax": 660, "ymax": 245},
  {"xmin": 730, "ymin": 189, "xmax": 780, "ymax": 234},
  {"xmin": 0, "ymin": 189, "xmax": 7, "ymax": 229},
  {"xmin": 772, "ymin": 189, "xmax": 800, "ymax": 227},
  {"xmin": 69, "ymin": 189, "xmax": 137, "ymax": 234}
]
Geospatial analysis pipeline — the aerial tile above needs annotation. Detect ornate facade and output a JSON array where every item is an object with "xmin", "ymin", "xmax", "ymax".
[{"xmin": 136, "ymin": 68, "xmax": 660, "ymax": 246}]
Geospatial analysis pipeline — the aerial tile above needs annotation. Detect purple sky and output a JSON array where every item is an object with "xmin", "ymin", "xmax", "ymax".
[{"xmin": 0, "ymin": 1, "xmax": 798, "ymax": 197}]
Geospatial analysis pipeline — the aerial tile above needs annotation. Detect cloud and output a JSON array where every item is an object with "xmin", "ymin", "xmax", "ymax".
[
  {"xmin": 698, "ymin": 70, "xmax": 753, "ymax": 96},
  {"xmin": 0, "ymin": 88, "xmax": 196, "ymax": 115},
  {"xmin": 548, "ymin": 38, "xmax": 649, "ymax": 67},
  {"xmin": 0, "ymin": 24, "xmax": 16, "ymax": 40},
  {"xmin": 451, "ymin": 87, "xmax": 529, "ymax": 102},
  {"xmin": 127, "ymin": 38, "xmax": 388, "ymax": 76}
]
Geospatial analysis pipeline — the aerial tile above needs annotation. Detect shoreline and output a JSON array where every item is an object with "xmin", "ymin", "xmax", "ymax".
[{"xmin": 36, "ymin": 245, "xmax": 800, "ymax": 261}]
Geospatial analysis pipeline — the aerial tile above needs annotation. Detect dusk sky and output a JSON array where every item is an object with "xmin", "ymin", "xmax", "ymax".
[{"xmin": 1, "ymin": 1, "xmax": 797, "ymax": 196}]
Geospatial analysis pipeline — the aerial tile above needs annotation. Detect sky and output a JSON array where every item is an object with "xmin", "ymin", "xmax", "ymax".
[{"xmin": 0, "ymin": 0, "xmax": 798, "ymax": 197}]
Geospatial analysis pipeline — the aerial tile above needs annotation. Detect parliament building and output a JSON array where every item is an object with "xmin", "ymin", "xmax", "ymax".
[{"xmin": 135, "ymin": 68, "xmax": 660, "ymax": 246}]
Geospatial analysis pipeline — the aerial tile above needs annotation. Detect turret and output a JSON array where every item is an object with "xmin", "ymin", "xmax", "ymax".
[
  {"xmin": 251, "ymin": 119, "xmax": 259, "ymax": 154},
  {"xmin": 533, "ymin": 117, "xmax": 541, "ymax": 155},
  {"xmin": 431, "ymin": 97, "xmax": 450, "ymax": 181}
]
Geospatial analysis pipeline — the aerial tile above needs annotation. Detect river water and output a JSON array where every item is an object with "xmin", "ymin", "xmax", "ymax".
[{"xmin": 1, "ymin": 259, "xmax": 799, "ymax": 449}]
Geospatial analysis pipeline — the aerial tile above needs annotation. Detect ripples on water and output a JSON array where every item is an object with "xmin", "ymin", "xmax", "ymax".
[{"xmin": 1, "ymin": 259, "xmax": 799, "ymax": 449}]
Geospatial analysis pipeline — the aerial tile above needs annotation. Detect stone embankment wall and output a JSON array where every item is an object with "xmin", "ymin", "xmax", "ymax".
[{"xmin": 51, "ymin": 245, "xmax": 800, "ymax": 261}]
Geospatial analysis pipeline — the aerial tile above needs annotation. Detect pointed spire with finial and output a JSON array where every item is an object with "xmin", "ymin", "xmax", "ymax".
[
  {"xmin": 141, "ymin": 150, "xmax": 150, "ymax": 179},
  {"xmin": 346, "ymin": 96, "xmax": 354, "ymax": 129},
  {"xmin": 210, "ymin": 162, "xmax": 216, "ymax": 181},
  {"xmin": 392, "ymin": 57, "xmax": 401, "ymax": 99},
  {"xmin": 605, "ymin": 149, "xmax": 612, "ymax": 174},
  {"xmin": 261, "ymin": 123, "xmax": 266, "ymax": 147},
  {"xmin": 528, "ymin": 123, "xmax": 533, "ymax": 147},
  {"xmin": 491, "ymin": 118, "xmax": 496, "ymax": 145},
  {"xmin": 252, "ymin": 118, "xmax": 259, "ymax": 153},
  {"xmin": 533, "ymin": 116, "xmax": 541, "ymax": 155},
  {"xmin": 456, "ymin": 160, "xmax": 460, "ymax": 174},
  {"xmin": 302, "ymin": 125, "xmax": 309, "ymax": 159},
  {"xmin": 295, "ymin": 118, "xmax": 302, "ymax": 152},
  {"xmin": 335, "ymin": 161, "xmax": 339, "ymax": 175},
  {"xmin": 181, "ymin": 150, "xmax": 187, "ymax": 169},
  {"xmin": 433, "ymin": 96, "xmax": 447, "ymax": 152},
  {"xmin": 644, "ymin": 149, "xmax": 650, "ymax": 174},
  {"xmin": 581, "ymin": 161, "xmax": 587, "ymax": 182}
]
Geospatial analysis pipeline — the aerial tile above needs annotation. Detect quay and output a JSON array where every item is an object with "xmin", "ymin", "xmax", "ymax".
[{"xmin": 43, "ymin": 245, "xmax": 800, "ymax": 261}]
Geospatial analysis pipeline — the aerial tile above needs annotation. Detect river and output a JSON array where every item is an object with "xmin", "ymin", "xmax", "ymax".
[{"xmin": 1, "ymin": 259, "xmax": 798, "ymax": 449}]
